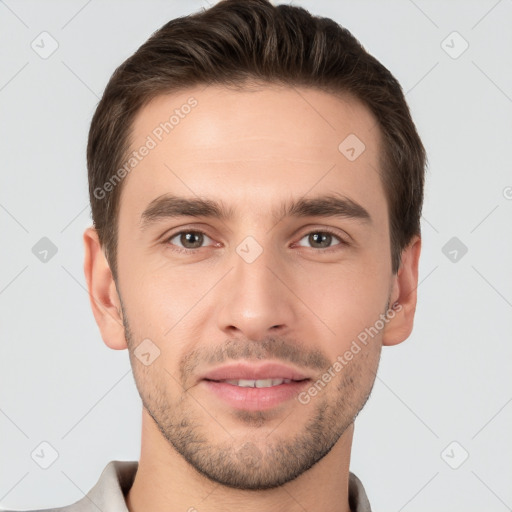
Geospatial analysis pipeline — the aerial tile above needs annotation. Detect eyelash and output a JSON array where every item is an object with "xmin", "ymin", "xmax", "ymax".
[{"xmin": 163, "ymin": 228, "xmax": 349, "ymax": 255}]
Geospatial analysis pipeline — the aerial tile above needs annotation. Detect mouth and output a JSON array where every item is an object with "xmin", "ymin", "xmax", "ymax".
[
  {"xmin": 210, "ymin": 378, "xmax": 298, "ymax": 388},
  {"xmin": 199, "ymin": 362, "xmax": 312, "ymax": 411},
  {"xmin": 200, "ymin": 361, "xmax": 311, "ymax": 382}
]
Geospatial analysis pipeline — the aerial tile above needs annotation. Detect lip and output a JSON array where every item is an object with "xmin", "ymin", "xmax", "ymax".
[
  {"xmin": 200, "ymin": 361, "xmax": 311, "ymax": 382},
  {"xmin": 199, "ymin": 361, "xmax": 312, "ymax": 411},
  {"xmin": 201, "ymin": 380, "xmax": 311, "ymax": 411}
]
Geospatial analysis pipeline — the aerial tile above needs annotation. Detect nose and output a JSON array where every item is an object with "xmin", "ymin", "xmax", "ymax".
[{"xmin": 216, "ymin": 243, "xmax": 297, "ymax": 341}]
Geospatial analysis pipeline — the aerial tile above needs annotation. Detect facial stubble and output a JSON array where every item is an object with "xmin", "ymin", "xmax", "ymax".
[{"xmin": 121, "ymin": 302, "xmax": 383, "ymax": 490}]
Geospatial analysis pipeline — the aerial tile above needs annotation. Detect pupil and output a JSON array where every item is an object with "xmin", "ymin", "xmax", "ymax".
[
  {"xmin": 310, "ymin": 232, "xmax": 330, "ymax": 248},
  {"xmin": 182, "ymin": 232, "xmax": 203, "ymax": 248}
]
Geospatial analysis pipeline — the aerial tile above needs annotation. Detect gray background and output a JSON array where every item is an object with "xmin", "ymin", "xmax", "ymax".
[{"xmin": 1, "ymin": 0, "xmax": 511, "ymax": 510}]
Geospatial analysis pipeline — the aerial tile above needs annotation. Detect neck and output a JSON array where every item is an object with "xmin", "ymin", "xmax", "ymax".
[{"xmin": 126, "ymin": 409, "xmax": 355, "ymax": 512}]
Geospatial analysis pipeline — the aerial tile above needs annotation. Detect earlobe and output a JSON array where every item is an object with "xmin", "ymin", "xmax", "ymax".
[
  {"xmin": 83, "ymin": 227, "xmax": 127, "ymax": 350},
  {"xmin": 382, "ymin": 236, "xmax": 422, "ymax": 347}
]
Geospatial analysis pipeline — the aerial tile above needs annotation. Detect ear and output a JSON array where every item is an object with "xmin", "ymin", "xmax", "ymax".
[
  {"xmin": 382, "ymin": 235, "xmax": 422, "ymax": 347},
  {"xmin": 83, "ymin": 227, "xmax": 127, "ymax": 350}
]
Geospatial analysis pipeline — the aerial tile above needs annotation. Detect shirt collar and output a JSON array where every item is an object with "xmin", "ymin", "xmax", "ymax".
[{"xmin": 79, "ymin": 460, "xmax": 371, "ymax": 512}]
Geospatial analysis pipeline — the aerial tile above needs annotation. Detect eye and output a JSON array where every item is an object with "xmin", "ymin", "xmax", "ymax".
[
  {"xmin": 165, "ymin": 230, "xmax": 214, "ymax": 252},
  {"xmin": 295, "ymin": 230, "xmax": 346, "ymax": 250},
  {"xmin": 163, "ymin": 228, "xmax": 347, "ymax": 254}
]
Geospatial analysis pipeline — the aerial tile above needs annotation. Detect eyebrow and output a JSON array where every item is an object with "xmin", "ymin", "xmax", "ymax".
[{"xmin": 140, "ymin": 193, "xmax": 372, "ymax": 230}]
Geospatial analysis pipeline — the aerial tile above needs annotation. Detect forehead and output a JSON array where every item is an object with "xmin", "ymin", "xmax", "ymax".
[{"xmin": 120, "ymin": 84, "xmax": 387, "ymax": 226}]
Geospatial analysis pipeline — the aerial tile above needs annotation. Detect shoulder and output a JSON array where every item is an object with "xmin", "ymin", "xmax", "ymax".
[
  {"xmin": 0, "ymin": 460, "xmax": 138, "ymax": 512},
  {"xmin": 349, "ymin": 471, "xmax": 373, "ymax": 512}
]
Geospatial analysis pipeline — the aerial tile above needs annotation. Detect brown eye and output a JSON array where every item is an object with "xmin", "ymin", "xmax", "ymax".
[
  {"xmin": 309, "ymin": 232, "xmax": 332, "ymax": 248},
  {"xmin": 296, "ymin": 231, "xmax": 344, "ymax": 250},
  {"xmin": 167, "ymin": 231, "xmax": 212, "ymax": 250}
]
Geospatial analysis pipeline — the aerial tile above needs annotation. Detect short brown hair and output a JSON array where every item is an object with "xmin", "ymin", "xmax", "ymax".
[{"xmin": 87, "ymin": 0, "xmax": 426, "ymax": 280}]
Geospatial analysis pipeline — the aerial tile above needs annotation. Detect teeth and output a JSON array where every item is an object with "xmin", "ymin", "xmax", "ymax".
[{"xmin": 224, "ymin": 378, "xmax": 292, "ymax": 388}]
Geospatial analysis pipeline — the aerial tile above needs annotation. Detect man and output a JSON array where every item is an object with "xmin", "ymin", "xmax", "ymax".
[{"xmin": 8, "ymin": 0, "xmax": 425, "ymax": 510}]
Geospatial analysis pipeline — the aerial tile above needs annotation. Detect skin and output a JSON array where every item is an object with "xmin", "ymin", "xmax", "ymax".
[{"xmin": 84, "ymin": 83, "xmax": 421, "ymax": 512}]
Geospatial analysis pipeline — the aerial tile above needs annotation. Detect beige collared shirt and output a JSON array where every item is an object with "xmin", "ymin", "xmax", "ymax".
[{"xmin": 3, "ymin": 460, "xmax": 372, "ymax": 512}]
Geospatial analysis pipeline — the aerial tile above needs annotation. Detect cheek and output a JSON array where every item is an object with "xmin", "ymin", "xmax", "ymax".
[
  {"xmin": 293, "ymin": 259, "xmax": 390, "ymax": 350},
  {"xmin": 121, "ymin": 254, "xmax": 197, "ymax": 321}
]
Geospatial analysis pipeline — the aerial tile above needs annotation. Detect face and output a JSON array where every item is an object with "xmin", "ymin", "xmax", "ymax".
[{"xmin": 112, "ymin": 84, "xmax": 398, "ymax": 489}]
